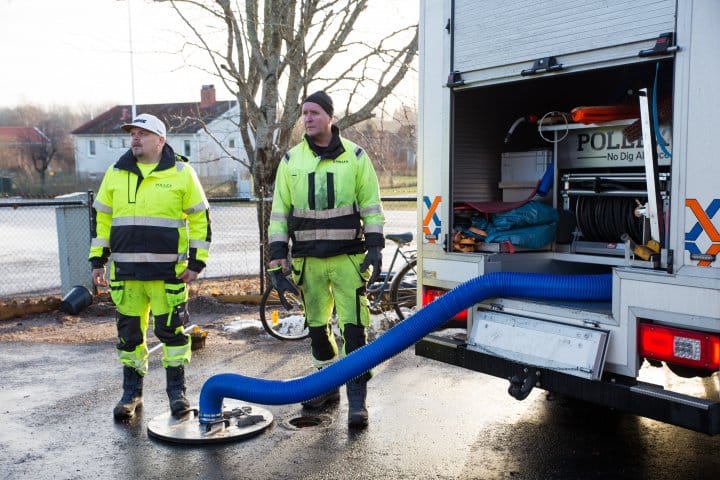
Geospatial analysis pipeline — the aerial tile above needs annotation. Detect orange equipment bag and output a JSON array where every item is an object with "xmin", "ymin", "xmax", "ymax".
[{"xmin": 570, "ymin": 104, "xmax": 640, "ymax": 124}]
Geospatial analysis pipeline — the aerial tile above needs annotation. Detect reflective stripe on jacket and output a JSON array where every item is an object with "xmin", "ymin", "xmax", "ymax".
[
  {"xmin": 89, "ymin": 144, "xmax": 211, "ymax": 280},
  {"xmin": 268, "ymin": 135, "xmax": 384, "ymax": 259}
]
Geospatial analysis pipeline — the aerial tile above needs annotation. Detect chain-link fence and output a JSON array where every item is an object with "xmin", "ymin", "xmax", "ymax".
[
  {"xmin": 0, "ymin": 194, "xmax": 417, "ymax": 299},
  {"xmin": 0, "ymin": 198, "xmax": 79, "ymax": 298}
]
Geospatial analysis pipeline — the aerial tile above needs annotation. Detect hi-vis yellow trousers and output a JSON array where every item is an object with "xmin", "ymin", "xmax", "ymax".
[
  {"xmin": 292, "ymin": 254, "xmax": 370, "ymax": 369},
  {"xmin": 110, "ymin": 279, "xmax": 190, "ymax": 375}
]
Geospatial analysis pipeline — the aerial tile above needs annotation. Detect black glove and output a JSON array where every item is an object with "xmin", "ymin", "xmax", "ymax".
[
  {"xmin": 359, "ymin": 247, "xmax": 382, "ymax": 284},
  {"xmin": 268, "ymin": 267, "xmax": 300, "ymax": 309}
]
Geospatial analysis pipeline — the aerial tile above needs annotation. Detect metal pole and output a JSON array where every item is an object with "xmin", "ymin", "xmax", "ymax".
[
  {"xmin": 126, "ymin": 0, "xmax": 137, "ymax": 118},
  {"xmin": 148, "ymin": 324, "xmax": 198, "ymax": 355},
  {"xmin": 87, "ymin": 190, "xmax": 97, "ymax": 295},
  {"xmin": 259, "ymin": 186, "xmax": 266, "ymax": 293},
  {"xmin": 638, "ymin": 88, "xmax": 662, "ymax": 244}
]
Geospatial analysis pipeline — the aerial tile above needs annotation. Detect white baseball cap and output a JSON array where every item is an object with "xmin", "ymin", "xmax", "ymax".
[{"xmin": 121, "ymin": 113, "xmax": 166, "ymax": 138}]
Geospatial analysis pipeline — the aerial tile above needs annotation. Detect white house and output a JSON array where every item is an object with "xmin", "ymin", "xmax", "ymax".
[{"xmin": 71, "ymin": 85, "xmax": 251, "ymax": 196}]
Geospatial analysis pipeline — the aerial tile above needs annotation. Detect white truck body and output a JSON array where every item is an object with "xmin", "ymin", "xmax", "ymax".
[{"xmin": 416, "ymin": 0, "xmax": 720, "ymax": 433}]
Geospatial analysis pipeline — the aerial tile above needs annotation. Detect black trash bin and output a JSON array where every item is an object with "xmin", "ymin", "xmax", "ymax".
[{"xmin": 60, "ymin": 286, "xmax": 93, "ymax": 315}]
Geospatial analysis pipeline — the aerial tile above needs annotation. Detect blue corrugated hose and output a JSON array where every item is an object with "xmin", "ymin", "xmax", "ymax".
[{"xmin": 198, "ymin": 272, "xmax": 612, "ymax": 424}]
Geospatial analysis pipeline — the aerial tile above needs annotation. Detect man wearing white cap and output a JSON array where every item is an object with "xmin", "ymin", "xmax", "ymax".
[{"xmin": 89, "ymin": 113, "xmax": 211, "ymax": 421}]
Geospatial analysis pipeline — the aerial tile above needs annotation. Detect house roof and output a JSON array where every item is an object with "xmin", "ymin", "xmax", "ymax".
[
  {"xmin": 0, "ymin": 126, "xmax": 50, "ymax": 145},
  {"xmin": 71, "ymin": 100, "xmax": 237, "ymax": 136}
]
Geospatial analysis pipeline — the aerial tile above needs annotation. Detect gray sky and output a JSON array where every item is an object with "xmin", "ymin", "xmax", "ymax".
[{"xmin": 0, "ymin": 0, "xmax": 417, "ymax": 111}]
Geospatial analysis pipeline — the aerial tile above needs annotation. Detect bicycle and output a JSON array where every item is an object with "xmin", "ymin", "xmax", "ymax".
[{"xmin": 259, "ymin": 232, "xmax": 417, "ymax": 341}]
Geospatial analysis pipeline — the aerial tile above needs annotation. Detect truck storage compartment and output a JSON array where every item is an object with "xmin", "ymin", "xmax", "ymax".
[
  {"xmin": 449, "ymin": 58, "xmax": 673, "ymax": 266},
  {"xmin": 451, "ymin": 0, "xmax": 676, "ymax": 85}
]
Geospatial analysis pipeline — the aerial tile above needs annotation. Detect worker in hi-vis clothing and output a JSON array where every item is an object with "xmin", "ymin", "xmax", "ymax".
[
  {"xmin": 89, "ymin": 113, "xmax": 211, "ymax": 421},
  {"xmin": 267, "ymin": 91, "xmax": 385, "ymax": 428}
]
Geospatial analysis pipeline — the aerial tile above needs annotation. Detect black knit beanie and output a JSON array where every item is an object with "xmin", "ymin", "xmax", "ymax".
[{"xmin": 303, "ymin": 91, "xmax": 334, "ymax": 117}]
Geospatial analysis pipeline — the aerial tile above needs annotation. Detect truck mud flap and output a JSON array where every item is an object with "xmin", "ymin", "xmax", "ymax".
[{"xmin": 415, "ymin": 335, "xmax": 720, "ymax": 435}]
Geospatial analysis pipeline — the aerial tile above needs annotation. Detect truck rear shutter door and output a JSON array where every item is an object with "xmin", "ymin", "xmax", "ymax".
[{"xmin": 452, "ymin": 0, "xmax": 676, "ymax": 86}]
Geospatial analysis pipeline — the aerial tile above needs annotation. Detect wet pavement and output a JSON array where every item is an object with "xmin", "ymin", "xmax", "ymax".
[{"xmin": 3, "ymin": 327, "xmax": 720, "ymax": 480}]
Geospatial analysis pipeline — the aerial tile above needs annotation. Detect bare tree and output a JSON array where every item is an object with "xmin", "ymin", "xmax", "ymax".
[
  {"xmin": 156, "ymin": 0, "xmax": 417, "ymax": 275},
  {"xmin": 159, "ymin": 0, "xmax": 416, "ymax": 185},
  {"xmin": 26, "ymin": 129, "xmax": 55, "ymax": 192},
  {"xmin": 344, "ymin": 104, "xmax": 417, "ymax": 185},
  {"xmin": 0, "ymin": 105, "xmax": 88, "ymax": 194}
]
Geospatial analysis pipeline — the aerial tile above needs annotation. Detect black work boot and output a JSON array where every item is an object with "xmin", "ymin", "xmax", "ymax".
[
  {"xmin": 346, "ymin": 379, "xmax": 368, "ymax": 428},
  {"xmin": 301, "ymin": 387, "xmax": 340, "ymax": 410},
  {"xmin": 113, "ymin": 366, "xmax": 143, "ymax": 421},
  {"xmin": 301, "ymin": 363, "xmax": 340, "ymax": 410},
  {"xmin": 166, "ymin": 365, "xmax": 191, "ymax": 416}
]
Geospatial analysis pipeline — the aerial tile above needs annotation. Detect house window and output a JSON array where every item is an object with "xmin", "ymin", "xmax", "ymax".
[
  {"xmin": 228, "ymin": 138, "xmax": 236, "ymax": 148},
  {"xmin": 122, "ymin": 138, "xmax": 128, "ymax": 148},
  {"xmin": 184, "ymin": 140, "xmax": 191, "ymax": 156},
  {"xmin": 89, "ymin": 140, "xmax": 96, "ymax": 156}
]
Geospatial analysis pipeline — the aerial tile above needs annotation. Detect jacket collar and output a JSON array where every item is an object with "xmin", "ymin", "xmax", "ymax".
[
  {"xmin": 304, "ymin": 125, "xmax": 345, "ymax": 160},
  {"xmin": 115, "ymin": 144, "xmax": 179, "ymax": 176}
]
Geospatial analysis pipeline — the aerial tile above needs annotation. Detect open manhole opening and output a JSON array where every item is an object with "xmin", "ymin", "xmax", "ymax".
[{"xmin": 286, "ymin": 415, "xmax": 331, "ymax": 429}]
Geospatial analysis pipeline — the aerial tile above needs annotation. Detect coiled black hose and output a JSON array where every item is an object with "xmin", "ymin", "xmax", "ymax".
[{"xmin": 576, "ymin": 196, "xmax": 644, "ymax": 244}]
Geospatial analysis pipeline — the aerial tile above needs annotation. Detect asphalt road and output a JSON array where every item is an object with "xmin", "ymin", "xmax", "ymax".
[{"xmin": 3, "ymin": 320, "xmax": 720, "ymax": 480}]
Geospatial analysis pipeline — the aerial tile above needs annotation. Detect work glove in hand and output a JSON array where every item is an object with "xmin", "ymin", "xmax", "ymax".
[
  {"xmin": 360, "ymin": 247, "xmax": 382, "ymax": 284},
  {"xmin": 268, "ymin": 267, "xmax": 300, "ymax": 309}
]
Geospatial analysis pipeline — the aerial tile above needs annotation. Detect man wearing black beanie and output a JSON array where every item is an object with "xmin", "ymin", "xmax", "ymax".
[
  {"xmin": 303, "ymin": 91, "xmax": 334, "ymax": 117},
  {"xmin": 267, "ymin": 91, "xmax": 385, "ymax": 428}
]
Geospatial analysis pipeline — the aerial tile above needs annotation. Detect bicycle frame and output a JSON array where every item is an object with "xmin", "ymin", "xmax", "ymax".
[{"xmin": 367, "ymin": 233, "xmax": 416, "ymax": 313}]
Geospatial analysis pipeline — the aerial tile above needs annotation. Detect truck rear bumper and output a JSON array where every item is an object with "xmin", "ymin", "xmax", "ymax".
[{"xmin": 415, "ymin": 334, "xmax": 720, "ymax": 435}]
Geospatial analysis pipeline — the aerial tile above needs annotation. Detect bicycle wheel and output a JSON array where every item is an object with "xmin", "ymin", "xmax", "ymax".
[
  {"xmin": 259, "ymin": 286, "xmax": 310, "ymax": 341},
  {"xmin": 389, "ymin": 258, "xmax": 417, "ymax": 320}
]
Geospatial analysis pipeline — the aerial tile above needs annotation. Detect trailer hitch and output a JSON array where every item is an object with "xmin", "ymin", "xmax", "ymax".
[{"xmin": 508, "ymin": 368, "xmax": 540, "ymax": 400}]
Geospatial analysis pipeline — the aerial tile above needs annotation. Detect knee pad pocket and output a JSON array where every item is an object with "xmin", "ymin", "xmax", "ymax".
[
  {"xmin": 343, "ymin": 323, "xmax": 366, "ymax": 354},
  {"xmin": 116, "ymin": 312, "xmax": 143, "ymax": 351},
  {"xmin": 308, "ymin": 325, "xmax": 336, "ymax": 361}
]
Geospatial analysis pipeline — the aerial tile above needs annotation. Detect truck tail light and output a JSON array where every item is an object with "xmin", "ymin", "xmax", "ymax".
[
  {"xmin": 421, "ymin": 286, "xmax": 468, "ymax": 322},
  {"xmin": 639, "ymin": 323, "xmax": 720, "ymax": 370}
]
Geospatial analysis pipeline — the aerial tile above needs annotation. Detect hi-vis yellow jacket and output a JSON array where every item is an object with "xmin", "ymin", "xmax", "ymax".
[
  {"xmin": 89, "ymin": 144, "xmax": 211, "ymax": 281},
  {"xmin": 268, "ymin": 132, "xmax": 385, "ymax": 261}
]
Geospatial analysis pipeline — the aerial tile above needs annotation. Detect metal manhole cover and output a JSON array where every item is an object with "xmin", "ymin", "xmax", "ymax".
[{"xmin": 147, "ymin": 400, "xmax": 274, "ymax": 445}]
